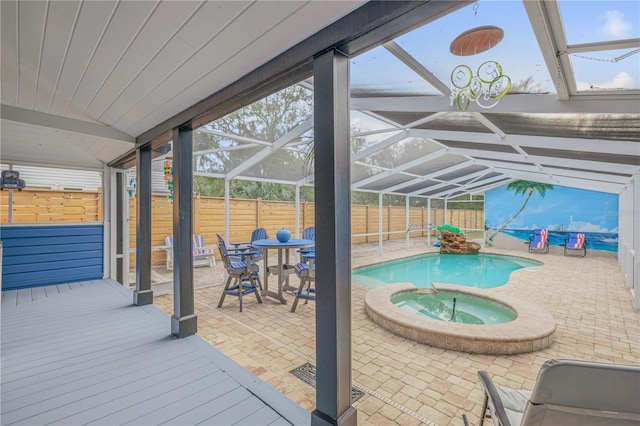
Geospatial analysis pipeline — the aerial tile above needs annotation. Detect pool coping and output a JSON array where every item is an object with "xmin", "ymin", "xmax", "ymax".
[{"xmin": 364, "ymin": 282, "xmax": 556, "ymax": 355}]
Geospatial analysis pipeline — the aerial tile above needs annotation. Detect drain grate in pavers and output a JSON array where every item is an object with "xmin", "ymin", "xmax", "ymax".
[{"xmin": 289, "ymin": 362, "xmax": 365, "ymax": 403}]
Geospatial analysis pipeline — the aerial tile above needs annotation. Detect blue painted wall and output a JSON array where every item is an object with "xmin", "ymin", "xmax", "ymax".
[
  {"xmin": 1, "ymin": 224, "xmax": 103, "ymax": 290},
  {"xmin": 485, "ymin": 184, "xmax": 619, "ymax": 252}
]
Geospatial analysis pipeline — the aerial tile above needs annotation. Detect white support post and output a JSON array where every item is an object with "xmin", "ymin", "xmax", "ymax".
[
  {"xmin": 483, "ymin": 196, "xmax": 486, "ymax": 243},
  {"xmin": 224, "ymin": 179, "xmax": 230, "ymax": 243},
  {"xmin": 103, "ymin": 164, "xmax": 113, "ymax": 280},
  {"xmin": 427, "ymin": 198, "xmax": 432, "ymax": 246},
  {"xmin": 405, "ymin": 196, "xmax": 410, "ymax": 248},
  {"xmin": 122, "ymin": 171, "xmax": 130, "ymax": 287},
  {"xmin": 379, "ymin": 193, "xmax": 383, "ymax": 256},
  {"xmin": 633, "ymin": 175, "xmax": 640, "ymax": 311},
  {"xmin": 295, "ymin": 184, "xmax": 301, "ymax": 238},
  {"xmin": 444, "ymin": 198, "xmax": 448, "ymax": 225}
]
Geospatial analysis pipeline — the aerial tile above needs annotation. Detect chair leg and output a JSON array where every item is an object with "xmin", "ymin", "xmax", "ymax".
[
  {"xmin": 217, "ymin": 276, "xmax": 234, "ymax": 308},
  {"xmin": 304, "ymin": 278, "xmax": 312, "ymax": 305},
  {"xmin": 239, "ymin": 281, "xmax": 243, "ymax": 312},
  {"xmin": 479, "ymin": 393, "xmax": 488, "ymax": 426},
  {"xmin": 252, "ymin": 276, "xmax": 262, "ymax": 304},
  {"xmin": 291, "ymin": 277, "xmax": 306, "ymax": 313}
]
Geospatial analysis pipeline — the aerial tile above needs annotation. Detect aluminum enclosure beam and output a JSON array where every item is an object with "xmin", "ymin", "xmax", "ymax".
[{"xmin": 349, "ymin": 94, "xmax": 640, "ymax": 114}]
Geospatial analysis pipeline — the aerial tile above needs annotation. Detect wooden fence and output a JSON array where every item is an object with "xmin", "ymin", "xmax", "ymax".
[
  {"xmin": 0, "ymin": 189, "xmax": 483, "ymax": 267},
  {"xmin": 0, "ymin": 188, "xmax": 102, "ymax": 223}
]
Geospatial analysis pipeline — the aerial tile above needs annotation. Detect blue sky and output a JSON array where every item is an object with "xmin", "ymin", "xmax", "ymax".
[
  {"xmin": 351, "ymin": 1, "xmax": 639, "ymax": 94},
  {"xmin": 485, "ymin": 184, "xmax": 619, "ymax": 233}
]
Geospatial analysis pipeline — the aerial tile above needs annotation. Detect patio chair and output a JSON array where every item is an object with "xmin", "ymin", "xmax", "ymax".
[
  {"xmin": 471, "ymin": 358, "xmax": 640, "ymax": 426},
  {"xmin": 164, "ymin": 234, "xmax": 216, "ymax": 270},
  {"xmin": 302, "ymin": 226, "xmax": 315, "ymax": 240},
  {"xmin": 290, "ymin": 262, "xmax": 315, "ymax": 313},
  {"xmin": 231, "ymin": 227, "xmax": 268, "ymax": 262},
  {"xmin": 527, "ymin": 229, "xmax": 549, "ymax": 254},
  {"xmin": 216, "ymin": 233, "xmax": 262, "ymax": 312},
  {"xmin": 563, "ymin": 233, "xmax": 587, "ymax": 257},
  {"xmin": 298, "ymin": 226, "xmax": 316, "ymax": 261}
]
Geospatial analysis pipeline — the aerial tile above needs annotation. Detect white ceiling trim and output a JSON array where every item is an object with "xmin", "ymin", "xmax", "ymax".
[{"xmin": 1, "ymin": 104, "xmax": 134, "ymax": 142}]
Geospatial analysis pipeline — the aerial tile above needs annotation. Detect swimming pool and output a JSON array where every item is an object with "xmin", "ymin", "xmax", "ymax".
[{"xmin": 353, "ymin": 253, "xmax": 541, "ymax": 289}]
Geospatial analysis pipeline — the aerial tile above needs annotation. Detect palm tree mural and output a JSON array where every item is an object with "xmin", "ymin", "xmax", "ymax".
[{"xmin": 488, "ymin": 180, "xmax": 554, "ymax": 241}]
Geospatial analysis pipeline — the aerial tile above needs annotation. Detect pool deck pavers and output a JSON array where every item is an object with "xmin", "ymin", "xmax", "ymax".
[{"xmin": 153, "ymin": 243, "xmax": 640, "ymax": 426}]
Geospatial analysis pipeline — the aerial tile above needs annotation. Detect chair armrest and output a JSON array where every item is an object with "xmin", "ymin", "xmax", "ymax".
[
  {"xmin": 478, "ymin": 371, "xmax": 512, "ymax": 426},
  {"xmin": 224, "ymin": 250, "xmax": 258, "ymax": 258},
  {"xmin": 230, "ymin": 241, "xmax": 251, "ymax": 249}
]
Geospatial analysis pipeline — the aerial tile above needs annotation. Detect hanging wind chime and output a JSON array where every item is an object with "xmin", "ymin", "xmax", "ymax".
[
  {"xmin": 448, "ymin": 2, "xmax": 511, "ymax": 111},
  {"xmin": 163, "ymin": 160, "xmax": 174, "ymax": 203}
]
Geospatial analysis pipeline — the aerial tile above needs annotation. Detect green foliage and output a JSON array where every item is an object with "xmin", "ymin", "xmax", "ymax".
[
  {"xmin": 506, "ymin": 180, "xmax": 554, "ymax": 197},
  {"xmin": 194, "ymin": 85, "xmax": 313, "ymax": 182},
  {"xmin": 193, "ymin": 176, "xmax": 224, "ymax": 197}
]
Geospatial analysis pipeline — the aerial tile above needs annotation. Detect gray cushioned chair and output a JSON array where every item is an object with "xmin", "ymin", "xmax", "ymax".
[{"xmin": 472, "ymin": 359, "xmax": 640, "ymax": 426}]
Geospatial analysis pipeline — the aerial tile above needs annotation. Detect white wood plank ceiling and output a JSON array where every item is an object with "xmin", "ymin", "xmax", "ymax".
[{"xmin": 0, "ymin": 0, "xmax": 365, "ymax": 169}]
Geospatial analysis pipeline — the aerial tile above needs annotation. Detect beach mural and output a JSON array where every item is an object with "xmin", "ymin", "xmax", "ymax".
[{"xmin": 485, "ymin": 181, "xmax": 619, "ymax": 252}]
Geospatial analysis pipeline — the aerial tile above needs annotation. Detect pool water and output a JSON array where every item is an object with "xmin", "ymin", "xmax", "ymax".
[
  {"xmin": 353, "ymin": 253, "xmax": 541, "ymax": 289},
  {"xmin": 392, "ymin": 291, "xmax": 517, "ymax": 324}
]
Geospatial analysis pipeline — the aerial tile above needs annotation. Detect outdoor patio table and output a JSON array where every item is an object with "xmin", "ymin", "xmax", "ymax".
[{"xmin": 251, "ymin": 238, "xmax": 314, "ymax": 304}]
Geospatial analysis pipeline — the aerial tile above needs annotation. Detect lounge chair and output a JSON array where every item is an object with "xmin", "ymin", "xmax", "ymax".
[
  {"xmin": 216, "ymin": 234, "xmax": 262, "ymax": 312},
  {"xmin": 564, "ymin": 233, "xmax": 587, "ymax": 257},
  {"xmin": 164, "ymin": 234, "xmax": 216, "ymax": 270},
  {"xmin": 527, "ymin": 229, "xmax": 549, "ymax": 254},
  {"xmin": 470, "ymin": 358, "xmax": 640, "ymax": 426}
]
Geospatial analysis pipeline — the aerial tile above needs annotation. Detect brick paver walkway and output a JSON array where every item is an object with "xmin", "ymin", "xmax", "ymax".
[{"xmin": 153, "ymin": 244, "xmax": 640, "ymax": 426}]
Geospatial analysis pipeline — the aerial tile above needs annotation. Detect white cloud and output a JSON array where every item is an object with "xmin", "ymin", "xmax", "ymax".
[
  {"xmin": 600, "ymin": 10, "xmax": 632, "ymax": 39},
  {"xmin": 567, "ymin": 221, "xmax": 613, "ymax": 233},
  {"xmin": 576, "ymin": 72, "xmax": 637, "ymax": 91}
]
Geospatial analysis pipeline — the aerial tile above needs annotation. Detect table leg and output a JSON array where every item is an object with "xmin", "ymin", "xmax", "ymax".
[
  {"xmin": 262, "ymin": 250, "xmax": 269, "ymax": 293},
  {"xmin": 261, "ymin": 247, "xmax": 287, "ymax": 304}
]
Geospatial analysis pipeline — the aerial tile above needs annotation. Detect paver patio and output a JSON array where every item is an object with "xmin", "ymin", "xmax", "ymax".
[{"xmin": 152, "ymin": 242, "xmax": 640, "ymax": 426}]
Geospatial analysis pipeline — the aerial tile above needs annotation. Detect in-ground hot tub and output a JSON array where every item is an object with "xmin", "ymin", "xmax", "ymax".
[
  {"xmin": 393, "ymin": 289, "xmax": 517, "ymax": 325},
  {"xmin": 365, "ymin": 283, "xmax": 556, "ymax": 355}
]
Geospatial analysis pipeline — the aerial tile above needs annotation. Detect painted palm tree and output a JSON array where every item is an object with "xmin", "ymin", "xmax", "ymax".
[{"xmin": 488, "ymin": 180, "xmax": 554, "ymax": 241}]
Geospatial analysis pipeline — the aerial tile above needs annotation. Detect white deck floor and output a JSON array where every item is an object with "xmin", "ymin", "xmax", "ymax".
[{"xmin": 1, "ymin": 279, "xmax": 308, "ymax": 426}]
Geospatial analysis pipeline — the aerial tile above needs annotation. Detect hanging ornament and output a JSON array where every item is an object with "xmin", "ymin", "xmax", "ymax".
[
  {"xmin": 449, "ymin": 61, "xmax": 511, "ymax": 111},
  {"xmin": 127, "ymin": 178, "xmax": 136, "ymax": 198},
  {"xmin": 163, "ymin": 160, "xmax": 174, "ymax": 203}
]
